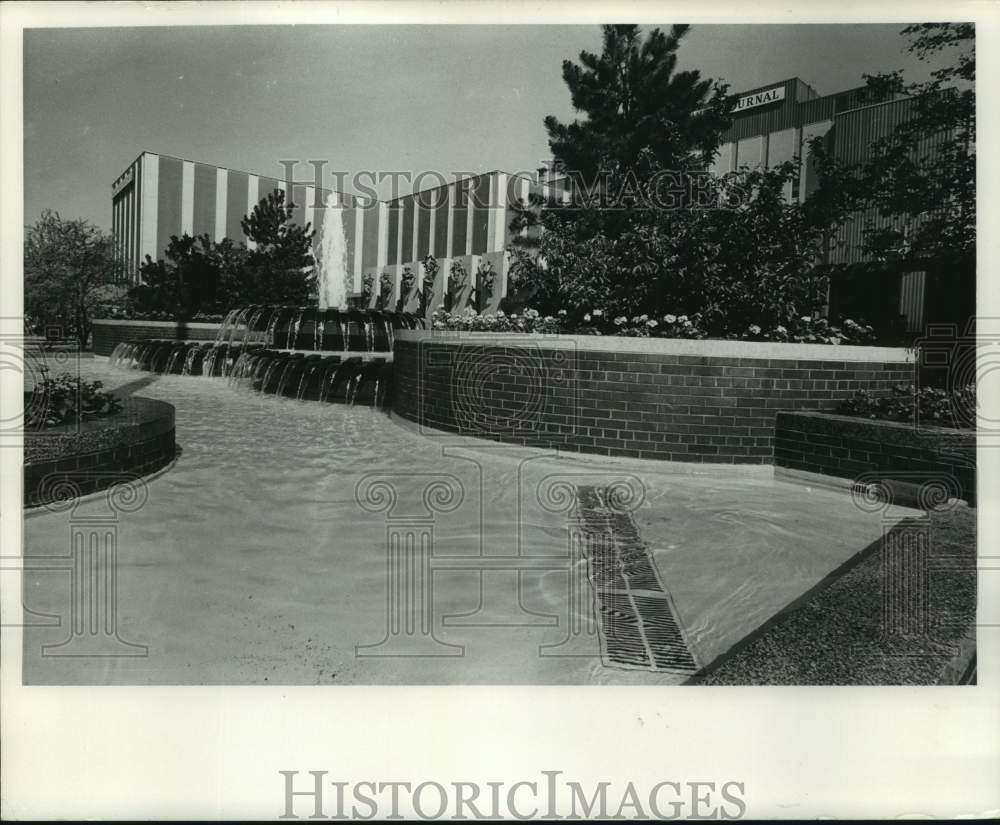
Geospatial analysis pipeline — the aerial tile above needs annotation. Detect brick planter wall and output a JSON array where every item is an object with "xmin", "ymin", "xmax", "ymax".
[
  {"xmin": 391, "ymin": 332, "xmax": 914, "ymax": 464},
  {"xmin": 92, "ymin": 319, "xmax": 222, "ymax": 356},
  {"xmin": 24, "ymin": 397, "xmax": 176, "ymax": 508},
  {"xmin": 775, "ymin": 411, "xmax": 976, "ymax": 504}
]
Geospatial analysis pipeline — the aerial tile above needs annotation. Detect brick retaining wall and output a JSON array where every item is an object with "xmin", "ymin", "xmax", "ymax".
[
  {"xmin": 391, "ymin": 332, "xmax": 914, "ymax": 464},
  {"xmin": 92, "ymin": 319, "xmax": 222, "ymax": 356},
  {"xmin": 775, "ymin": 411, "xmax": 975, "ymax": 504},
  {"xmin": 24, "ymin": 397, "xmax": 177, "ymax": 507}
]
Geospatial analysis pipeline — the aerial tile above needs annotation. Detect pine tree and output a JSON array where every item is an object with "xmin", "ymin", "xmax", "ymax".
[
  {"xmin": 544, "ymin": 24, "xmax": 731, "ymax": 181},
  {"xmin": 241, "ymin": 189, "xmax": 316, "ymax": 305}
]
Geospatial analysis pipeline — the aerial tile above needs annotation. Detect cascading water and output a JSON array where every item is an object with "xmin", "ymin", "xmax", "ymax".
[
  {"xmin": 316, "ymin": 191, "xmax": 350, "ymax": 311},
  {"xmin": 105, "ymin": 305, "xmax": 423, "ymax": 407}
]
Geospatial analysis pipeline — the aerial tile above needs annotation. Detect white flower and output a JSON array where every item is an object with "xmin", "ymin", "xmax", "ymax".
[
  {"xmin": 646, "ymin": 319, "xmax": 658, "ymax": 328},
  {"xmin": 800, "ymin": 315, "xmax": 812, "ymax": 323},
  {"xmin": 678, "ymin": 315, "xmax": 688, "ymax": 323},
  {"xmin": 614, "ymin": 316, "xmax": 627, "ymax": 326},
  {"xmin": 557, "ymin": 309, "xmax": 567, "ymax": 316},
  {"xmin": 583, "ymin": 313, "xmax": 591, "ymax": 322},
  {"xmin": 638, "ymin": 314, "xmax": 649, "ymax": 322},
  {"xmin": 775, "ymin": 325, "xmax": 787, "ymax": 334},
  {"xmin": 543, "ymin": 315, "xmax": 555, "ymax": 323},
  {"xmin": 592, "ymin": 309, "xmax": 604, "ymax": 317},
  {"xmin": 682, "ymin": 319, "xmax": 693, "ymax": 328},
  {"xmin": 664, "ymin": 314, "xmax": 677, "ymax": 324},
  {"xmin": 748, "ymin": 324, "xmax": 761, "ymax": 335}
]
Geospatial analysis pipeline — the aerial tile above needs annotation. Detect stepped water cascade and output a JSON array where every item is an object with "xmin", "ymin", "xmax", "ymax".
[{"xmin": 107, "ymin": 307, "xmax": 424, "ymax": 407}]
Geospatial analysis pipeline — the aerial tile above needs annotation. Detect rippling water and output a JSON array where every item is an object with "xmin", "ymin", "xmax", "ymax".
[{"xmin": 22, "ymin": 360, "xmax": 915, "ymax": 685}]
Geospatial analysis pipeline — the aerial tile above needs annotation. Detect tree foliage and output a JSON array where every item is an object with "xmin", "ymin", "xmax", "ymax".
[
  {"xmin": 521, "ymin": 24, "xmax": 833, "ymax": 335},
  {"xmin": 24, "ymin": 211, "xmax": 121, "ymax": 344},
  {"xmin": 544, "ymin": 24, "xmax": 731, "ymax": 181},
  {"xmin": 129, "ymin": 191, "xmax": 316, "ymax": 317},
  {"xmin": 239, "ymin": 189, "xmax": 316, "ymax": 305},
  {"xmin": 807, "ymin": 23, "xmax": 975, "ymax": 261},
  {"xmin": 517, "ymin": 164, "xmax": 832, "ymax": 336}
]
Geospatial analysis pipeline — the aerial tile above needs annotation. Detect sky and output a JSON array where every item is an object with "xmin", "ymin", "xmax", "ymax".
[{"xmin": 23, "ymin": 23, "xmax": 957, "ymax": 229}]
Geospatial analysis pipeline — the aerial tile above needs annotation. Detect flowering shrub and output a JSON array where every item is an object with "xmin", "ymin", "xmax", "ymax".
[
  {"xmin": 430, "ymin": 306, "xmax": 876, "ymax": 345},
  {"xmin": 432, "ymin": 307, "xmax": 561, "ymax": 334},
  {"xmin": 738, "ymin": 316, "xmax": 876, "ymax": 346},
  {"xmin": 25, "ymin": 370, "xmax": 123, "ymax": 429},
  {"xmin": 94, "ymin": 304, "xmax": 225, "ymax": 323},
  {"xmin": 837, "ymin": 383, "xmax": 976, "ymax": 429},
  {"xmin": 591, "ymin": 312, "xmax": 708, "ymax": 339}
]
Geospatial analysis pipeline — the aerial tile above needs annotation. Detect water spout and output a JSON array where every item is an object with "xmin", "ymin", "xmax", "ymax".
[{"xmin": 316, "ymin": 191, "xmax": 350, "ymax": 310}]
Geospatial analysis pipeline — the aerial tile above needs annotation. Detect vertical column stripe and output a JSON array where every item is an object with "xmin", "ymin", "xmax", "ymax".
[
  {"xmin": 432, "ymin": 186, "xmax": 448, "ymax": 256},
  {"xmin": 444, "ymin": 184, "xmax": 455, "ymax": 258},
  {"xmin": 125, "ymin": 184, "xmax": 135, "ymax": 276},
  {"xmin": 353, "ymin": 203, "xmax": 365, "ymax": 293},
  {"xmin": 225, "ymin": 171, "xmax": 248, "ymax": 243},
  {"xmin": 412, "ymin": 196, "xmax": 420, "ymax": 261},
  {"xmin": 401, "ymin": 196, "xmax": 415, "ymax": 264},
  {"xmin": 486, "ymin": 174, "xmax": 496, "ymax": 251},
  {"xmin": 112, "ymin": 195, "xmax": 119, "ymax": 273},
  {"xmin": 181, "ymin": 160, "xmax": 195, "ymax": 235},
  {"xmin": 304, "ymin": 186, "xmax": 316, "ymax": 237},
  {"xmin": 156, "ymin": 155, "xmax": 183, "ymax": 260},
  {"xmin": 246, "ymin": 175, "xmax": 259, "ymax": 250},
  {"xmin": 192, "ymin": 163, "xmax": 216, "ymax": 239},
  {"xmin": 465, "ymin": 179, "xmax": 475, "ymax": 256},
  {"xmin": 140, "ymin": 153, "xmax": 159, "ymax": 264},
  {"xmin": 490, "ymin": 172, "xmax": 508, "ymax": 252},
  {"xmin": 130, "ymin": 162, "xmax": 139, "ymax": 273},
  {"xmin": 215, "ymin": 168, "xmax": 228, "ymax": 242},
  {"xmin": 133, "ymin": 158, "xmax": 143, "ymax": 278},
  {"xmin": 425, "ymin": 191, "xmax": 436, "ymax": 258},
  {"xmin": 376, "ymin": 202, "xmax": 388, "ymax": 268},
  {"xmin": 361, "ymin": 199, "xmax": 380, "ymax": 272}
]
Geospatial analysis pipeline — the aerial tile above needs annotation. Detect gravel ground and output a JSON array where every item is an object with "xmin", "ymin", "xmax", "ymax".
[{"xmin": 693, "ymin": 505, "xmax": 977, "ymax": 685}]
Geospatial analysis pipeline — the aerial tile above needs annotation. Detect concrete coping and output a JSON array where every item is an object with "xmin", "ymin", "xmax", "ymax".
[
  {"xmin": 779, "ymin": 409, "xmax": 974, "ymax": 437},
  {"xmin": 394, "ymin": 330, "xmax": 915, "ymax": 363}
]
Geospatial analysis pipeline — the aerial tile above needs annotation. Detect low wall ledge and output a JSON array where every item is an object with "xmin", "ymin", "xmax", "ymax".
[{"xmin": 394, "ymin": 330, "xmax": 915, "ymax": 363}]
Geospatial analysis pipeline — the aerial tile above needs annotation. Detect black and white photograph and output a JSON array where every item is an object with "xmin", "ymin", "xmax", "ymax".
[{"xmin": 1, "ymin": 1, "xmax": 996, "ymax": 820}]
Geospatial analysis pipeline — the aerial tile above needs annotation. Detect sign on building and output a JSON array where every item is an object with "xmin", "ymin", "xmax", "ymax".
[{"xmin": 733, "ymin": 86, "xmax": 786, "ymax": 112}]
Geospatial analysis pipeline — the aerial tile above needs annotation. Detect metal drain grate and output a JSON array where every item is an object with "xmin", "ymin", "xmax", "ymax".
[{"xmin": 577, "ymin": 486, "xmax": 699, "ymax": 674}]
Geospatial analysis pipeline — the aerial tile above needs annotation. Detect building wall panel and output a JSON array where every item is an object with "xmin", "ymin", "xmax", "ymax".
[
  {"xmin": 401, "ymin": 196, "xmax": 415, "ymax": 262},
  {"xmin": 387, "ymin": 201, "xmax": 401, "ymax": 265},
  {"xmin": 361, "ymin": 201, "xmax": 381, "ymax": 272},
  {"xmin": 192, "ymin": 162, "xmax": 217, "ymax": 239},
  {"xmin": 156, "ymin": 155, "xmax": 183, "ymax": 259},
  {"xmin": 470, "ymin": 174, "xmax": 491, "ymax": 254},
  {"xmin": 450, "ymin": 179, "xmax": 470, "ymax": 257},
  {"xmin": 226, "ymin": 171, "xmax": 249, "ymax": 243}
]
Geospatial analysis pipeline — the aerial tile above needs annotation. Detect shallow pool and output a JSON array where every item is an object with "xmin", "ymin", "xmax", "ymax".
[{"xmin": 21, "ymin": 360, "xmax": 916, "ymax": 685}]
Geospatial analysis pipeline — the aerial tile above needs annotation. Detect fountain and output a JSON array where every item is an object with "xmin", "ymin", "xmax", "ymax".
[
  {"xmin": 107, "ymin": 306, "xmax": 424, "ymax": 407},
  {"xmin": 105, "ymin": 190, "xmax": 423, "ymax": 405},
  {"xmin": 317, "ymin": 191, "xmax": 350, "ymax": 311}
]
